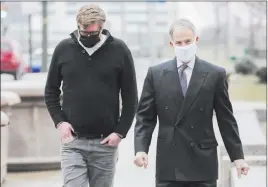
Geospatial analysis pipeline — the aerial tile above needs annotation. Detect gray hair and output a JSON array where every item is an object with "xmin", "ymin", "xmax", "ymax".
[
  {"xmin": 76, "ymin": 4, "xmax": 106, "ymax": 26},
  {"xmin": 169, "ymin": 19, "xmax": 196, "ymax": 39}
]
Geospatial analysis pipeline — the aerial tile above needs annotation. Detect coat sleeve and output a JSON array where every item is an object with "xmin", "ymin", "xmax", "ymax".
[
  {"xmin": 134, "ymin": 67, "xmax": 157, "ymax": 154},
  {"xmin": 213, "ymin": 68, "xmax": 244, "ymax": 162}
]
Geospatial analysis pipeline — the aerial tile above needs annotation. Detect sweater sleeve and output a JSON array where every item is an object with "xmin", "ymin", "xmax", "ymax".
[
  {"xmin": 114, "ymin": 41, "xmax": 138, "ymax": 138},
  {"xmin": 44, "ymin": 42, "xmax": 65, "ymax": 127}
]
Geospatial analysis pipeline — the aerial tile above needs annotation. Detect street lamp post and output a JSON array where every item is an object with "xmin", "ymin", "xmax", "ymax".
[
  {"xmin": 41, "ymin": 1, "xmax": 48, "ymax": 72},
  {"xmin": 28, "ymin": 14, "xmax": 33, "ymax": 72},
  {"xmin": 147, "ymin": 2, "xmax": 157, "ymax": 64}
]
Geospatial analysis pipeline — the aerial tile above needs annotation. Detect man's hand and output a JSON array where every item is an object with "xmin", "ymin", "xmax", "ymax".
[
  {"xmin": 134, "ymin": 152, "xmax": 148, "ymax": 168},
  {"xmin": 100, "ymin": 133, "xmax": 121, "ymax": 147},
  {"xmin": 57, "ymin": 122, "xmax": 74, "ymax": 144},
  {"xmin": 234, "ymin": 159, "xmax": 250, "ymax": 178}
]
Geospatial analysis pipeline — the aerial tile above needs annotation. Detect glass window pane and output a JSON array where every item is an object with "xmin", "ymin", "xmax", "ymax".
[
  {"xmin": 125, "ymin": 2, "xmax": 147, "ymax": 11},
  {"xmin": 125, "ymin": 13, "xmax": 147, "ymax": 22},
  {"xmin": 126, "ymin": 23, "xmax": 148, "ymax": 33}
]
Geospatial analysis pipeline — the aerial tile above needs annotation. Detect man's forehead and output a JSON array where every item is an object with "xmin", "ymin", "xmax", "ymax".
[
  {"xmin": 80, "ymin": 24, "xmax": 99, "ymax": 31},
  {"xmin": 173, "ymin": 26, "xmax": 194, "ymax": 36},
  {"xmin": 173, "ymin": 37, "xmax": 193, "ymax": 43},
  {"xmin": 173, "ymin": 27, "xmax": 195, "ymax": 40}
]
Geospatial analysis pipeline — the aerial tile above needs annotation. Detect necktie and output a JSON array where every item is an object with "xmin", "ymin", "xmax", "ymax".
[{"xmin": 179, "ymin": 64, "xmax": 188, "ymax": 96}]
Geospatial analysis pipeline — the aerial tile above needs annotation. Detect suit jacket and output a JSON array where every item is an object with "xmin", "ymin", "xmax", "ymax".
[{"xmin": 134, "ymin": 57, "xmax": 244, "ymax": 181}]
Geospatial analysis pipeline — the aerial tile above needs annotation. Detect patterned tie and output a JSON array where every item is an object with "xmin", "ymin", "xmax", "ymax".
[{"xmin": 179, "ymin": 64, "xmax": 188, "ymax": 96}]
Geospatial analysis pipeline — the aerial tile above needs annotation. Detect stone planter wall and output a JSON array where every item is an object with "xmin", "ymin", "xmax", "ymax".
[{"xmin": 1, "ymin": 91, "xmax": 21, "ymax": 183}]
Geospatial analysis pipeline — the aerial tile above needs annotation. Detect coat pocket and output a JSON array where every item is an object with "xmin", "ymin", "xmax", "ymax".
[{"xmin": 198, "ymin": 139, "xmax": 218, "ymax": 149}]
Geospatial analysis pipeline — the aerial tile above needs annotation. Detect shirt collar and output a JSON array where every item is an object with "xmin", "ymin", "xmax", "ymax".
[{"xmin": 177, "ymin": 56, "xmax": 196, "ymax": 69}]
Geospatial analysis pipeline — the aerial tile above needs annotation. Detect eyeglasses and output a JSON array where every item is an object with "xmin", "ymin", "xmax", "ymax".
[
  {"xmin": 78, "ymin": 30, "xmax": 99, "ymax": 37},
  {"xmin": 78, "ymin": 21, "xmax": 102, "ymax": 35}
]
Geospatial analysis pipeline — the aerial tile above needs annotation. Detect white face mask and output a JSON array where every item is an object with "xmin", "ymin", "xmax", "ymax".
[{"xmin": 174, "ymin": 42, "xmax": 197, "ymax": 63}]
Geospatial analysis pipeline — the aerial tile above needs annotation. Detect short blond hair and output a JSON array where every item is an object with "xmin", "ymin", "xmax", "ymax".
[{"xmin": 76, "ymin": 4, "xmax": 106, "ymax": 27}]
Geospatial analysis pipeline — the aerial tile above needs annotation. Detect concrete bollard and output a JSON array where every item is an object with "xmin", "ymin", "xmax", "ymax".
[
  {"xmin": 1, "ymin": 74, "xmax": 15, "ymax": 82},
  {"xmin": 1, "ymin": 75, "xmax": 61, "ymax": 171},
  {"xmin": 1, "ymin": 111, "xmax": 9, "ymax": 184},
  {"xmin": 1, "ymin": 91, "xmax": 20, "ymax": 184},
  {"xmin": 1, "ymin": 111, "xmax": 9, "ymax": 125},
  {"xmin": 21, "ymin": 72, "xmax": 48, "ymax": 82},
  {"xmin": 1, "ymin": 91, "xmax": 21, "ymax": 115}
]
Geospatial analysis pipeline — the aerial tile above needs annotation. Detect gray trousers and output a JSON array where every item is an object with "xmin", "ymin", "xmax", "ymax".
[{"xmin": 61, "ymin": 137, "xmax": 118, "ymax": 187}]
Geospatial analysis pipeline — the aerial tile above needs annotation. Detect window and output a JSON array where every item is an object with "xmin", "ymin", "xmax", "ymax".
[
  {"xmin": 126, "ymin": 23, "xmax": 148, "ymax": 33},
  {"xmin": 47, "ymin": 2, "xmax": 56, "ymax": 15},
  {"xmin": 154, "ymin": 25, "xmax": 168, "ymax": 32},
  {"xmin": 29, "ymin": 2, "xmax": 56, "ymax": 15},
  {"xmin": 155, "ymin": 2, "xmax": 168, "ymax": 11},
  {"xmin": 65, "ymin": 2, "xmax": 103, "ymax": 15},
  {"xmin": 153, "ymin": 12, "xmax": 169, "ymax": 22},
  {"xmin": 125, "ymin": 13, "xmax": 147, "ymax": 22},
  {"xmin": 102, "ymin": 2, "xmax": 122, "ymax": 12},
  {"xmin": 125, "ymin": 2, "xmax": 147, "ymax": 12},
  {"xmin": 65, "ymin": 2, "xmax": 77, "ymax": 6},
  {"xmin": 65, "ymin": 2, "xmax": 82, "ymax": 15},
  {"xmin": 66, "ymin": 9, "xmax": 77, "ymax": 15}
]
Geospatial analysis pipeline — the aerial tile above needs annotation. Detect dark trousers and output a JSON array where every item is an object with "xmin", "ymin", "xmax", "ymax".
[{"xmin": 156, "ymin": 180, "xmax": 217, "ymax": 187}]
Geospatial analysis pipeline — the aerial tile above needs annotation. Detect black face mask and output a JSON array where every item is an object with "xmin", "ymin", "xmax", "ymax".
[{"xmin": 79, "ymin": 32, "xmax": 100, "ymax": 48}]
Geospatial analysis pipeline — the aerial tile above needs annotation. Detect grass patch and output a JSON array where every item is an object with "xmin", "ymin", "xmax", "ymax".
[
  {"xmin": 214, "ymin": 60, "xmax": 266, "ymax": 102},
  {"xmin": 228, "ymin": 74, "xmax": 266, "ymax": 102}
]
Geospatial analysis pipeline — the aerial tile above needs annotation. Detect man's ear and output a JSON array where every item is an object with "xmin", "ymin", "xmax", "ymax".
[{"xmin": 196, "ymin": 36, "xmax": 199, "ymax": 43}]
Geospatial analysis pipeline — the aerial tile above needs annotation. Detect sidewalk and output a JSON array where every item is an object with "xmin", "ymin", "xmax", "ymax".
[{"xmin": 3, "ymin": 171, "xmax": 62, "ymax": 187}]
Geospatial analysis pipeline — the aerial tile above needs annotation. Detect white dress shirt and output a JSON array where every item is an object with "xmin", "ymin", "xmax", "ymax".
[
  {"xmin": 78, "ymin": 34, "xmax": 107, "ymax": 56},
  {"xmin": 177, "ymin": 56, "xmax": 196, "ymax": 87}
]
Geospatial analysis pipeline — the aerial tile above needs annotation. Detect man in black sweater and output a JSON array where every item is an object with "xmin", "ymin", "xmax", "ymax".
[{"xmin": 44, "ymin": 4, "xmax": 138, "ymax": 187}]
